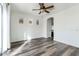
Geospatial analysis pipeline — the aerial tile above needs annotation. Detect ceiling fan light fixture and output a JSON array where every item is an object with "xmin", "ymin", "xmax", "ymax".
[{"xmin": 32, "ymin": 3, "xmax": 54, "ymax": 14}]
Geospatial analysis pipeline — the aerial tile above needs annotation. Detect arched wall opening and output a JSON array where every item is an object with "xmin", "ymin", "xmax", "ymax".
[{"xmin": 47, "ymin": 17, "xmax": 54, "ymax": 39}]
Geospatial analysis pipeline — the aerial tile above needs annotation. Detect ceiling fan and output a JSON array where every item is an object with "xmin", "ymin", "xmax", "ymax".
[{"xmin": 32, "ymin": 3, "xmax": 54, "ymax": 14}]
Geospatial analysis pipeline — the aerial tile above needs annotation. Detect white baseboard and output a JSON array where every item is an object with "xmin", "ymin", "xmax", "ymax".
[{"xmin": 54, "ymin": 39, "xmax": 79, "ymax": 48}]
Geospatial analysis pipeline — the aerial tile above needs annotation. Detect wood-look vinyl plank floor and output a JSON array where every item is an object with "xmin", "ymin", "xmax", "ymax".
[{"xmin": 3, "ymin": 38, "xmax": 79, "ymax": 56}]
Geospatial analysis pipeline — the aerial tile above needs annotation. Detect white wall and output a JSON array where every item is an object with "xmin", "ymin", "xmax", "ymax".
[
  {"xmin": 7, "ymin": 4, "xmax": 10, "ymax": 49},
  {"xmin": 42, "ymin": 4, "xmax": 79, "ymax": 48},
  {"xmin": 54, "ymin": 5, "xmax": 79, "ymax": 47},
  {"xmin": 10, "ymin": 11, "xmax": 43, "ymax": 42}
]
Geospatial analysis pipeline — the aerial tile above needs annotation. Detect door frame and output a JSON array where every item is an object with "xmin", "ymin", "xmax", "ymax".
[
  {"xmin": 0, "ymin": 3, "xmax": 3, "ymax": 55},
  {"xmin": 47, "ymin": 17, "xmax": 54, "ymax": 38}
]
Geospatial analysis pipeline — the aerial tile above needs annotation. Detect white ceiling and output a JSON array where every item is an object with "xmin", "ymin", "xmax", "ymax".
[{"xmin": 10, "ymin": 3, "xmax": 79, "ymax": 16}]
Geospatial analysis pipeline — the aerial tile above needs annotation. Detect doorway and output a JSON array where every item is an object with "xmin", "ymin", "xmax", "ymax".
[{"xmin": 47, "ymin": 17, "xmax": 54, "ymax": 40}]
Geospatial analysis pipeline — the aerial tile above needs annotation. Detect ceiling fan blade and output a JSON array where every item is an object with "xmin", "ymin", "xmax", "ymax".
[
  {"xmin": 44, "ymin": 10, "xmax": 50, "ymax": 13},
  {"xmin": 45, "ymin": 5, "xmax": 54, "ymax": 9},
  {"xmin": 32, "ymin": 9, "xmax": 41, "ymax": 10}
]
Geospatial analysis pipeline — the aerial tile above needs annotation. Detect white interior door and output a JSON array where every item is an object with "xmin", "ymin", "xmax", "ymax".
[
  {"xmin": 0, "ymin": 4, "xmax": 2, "ymax": 54},
  {"xmin": 2, "ymin": 4, "xmax": 8, "ymax": 53},
  {"xmin": 0, "ymin": 3, "xmax": 10, "ymax": 54},
  {"xmin": 1, "ymin": 3, "xmax": 10, "ymax": 53}
]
